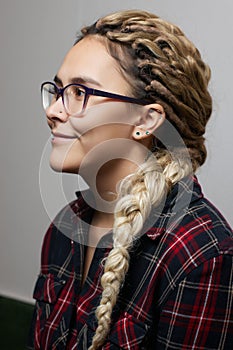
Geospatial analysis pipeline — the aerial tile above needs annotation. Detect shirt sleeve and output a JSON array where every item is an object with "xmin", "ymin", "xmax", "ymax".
[{"xmin": 155, "ymin": 254, "xmax": 233, "ymax": 349}]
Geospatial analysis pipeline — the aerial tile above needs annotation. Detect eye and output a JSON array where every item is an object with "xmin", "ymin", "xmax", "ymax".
[{"xmin": 69, "ymin": 85, "xmax": 85, "ymax": 99}]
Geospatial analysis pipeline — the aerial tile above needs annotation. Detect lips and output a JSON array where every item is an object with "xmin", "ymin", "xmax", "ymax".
[
  {"xmin": 52, "ymin": 132, "xmax": 77, "ymax": 139},
  {"xmin": 51, "ymin": 132, "xmax": 78, "ymax": 143}
]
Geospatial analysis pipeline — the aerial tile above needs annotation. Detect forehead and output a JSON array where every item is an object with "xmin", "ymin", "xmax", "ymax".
[{"xmin": 57, "ymin": 36, "xmax": 128, "ymax": 90}]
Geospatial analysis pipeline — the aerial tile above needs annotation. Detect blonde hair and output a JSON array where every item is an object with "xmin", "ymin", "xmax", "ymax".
[{"xmin": 77, "ymin": 10, "xmax": 212, "ymax": 349}]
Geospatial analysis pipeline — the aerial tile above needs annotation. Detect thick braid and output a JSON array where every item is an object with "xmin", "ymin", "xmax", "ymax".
[
  {"xmin": 89, "ymin": 151, "xmax": 192, "ymax": 350},
  {"xmin": 79, "ymin": 10, "xmax": 212, "ymax": 349}
]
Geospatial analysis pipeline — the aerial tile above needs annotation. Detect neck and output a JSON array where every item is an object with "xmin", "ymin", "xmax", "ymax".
[
  {"xmin": 85, "ymin": 158, "xmax": 137, "ymax": 246},
  {"xmin": 80, "ymin": 144, "xmax": 148, "ymax": 227},
  {"xmin": 87, "ymin": 158, "xmax": 137, "ymax": 224}
]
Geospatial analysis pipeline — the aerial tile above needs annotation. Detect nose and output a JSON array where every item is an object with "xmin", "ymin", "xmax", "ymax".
[{"xmin": 46, "ymin": 97, "xmax": 69, "ymax": 123}]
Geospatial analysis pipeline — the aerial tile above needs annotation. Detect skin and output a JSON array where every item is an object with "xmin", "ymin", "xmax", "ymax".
[{"xmin": 45, "ymin": 36, "xmax": 165, "ymax": 244}]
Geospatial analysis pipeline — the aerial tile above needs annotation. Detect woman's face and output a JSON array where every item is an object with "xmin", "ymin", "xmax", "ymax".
[{"xmin": 46, "ymin": 36, "xmax": 142, "ymax": 175}]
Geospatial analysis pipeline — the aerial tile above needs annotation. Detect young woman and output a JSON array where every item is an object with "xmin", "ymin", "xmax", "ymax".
[{"xmin": 28, "ymin": 10, "xmax": 233, "ymax": 350}]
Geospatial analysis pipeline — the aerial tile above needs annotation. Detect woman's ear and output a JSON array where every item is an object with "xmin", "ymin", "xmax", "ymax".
[{"xmin": 133, "ymin": 103, "xmax": 165, "ymax": 140}]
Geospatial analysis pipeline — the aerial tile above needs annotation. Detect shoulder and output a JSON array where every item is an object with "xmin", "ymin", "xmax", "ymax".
[
  {"xmin": 156, "ymin": 176, "xmax": 232, "ymax": 259},
  {"xmin": 161, "ymin": 182, "xmax": 232, "ymax": 269},
  {"xmin": 143, "ymin": 177, "xmax": 233, "ymax": 302},
  {"xmin": 42, "ymin": 190, "xmax": 93, "ymax": 250},
  {"xmin": 40, "ymin": 190, "xmax": 94, "ymax": 271},
  {"xmin": 42, "ymin": 198, "xmax": 80, "ymax": 247}
]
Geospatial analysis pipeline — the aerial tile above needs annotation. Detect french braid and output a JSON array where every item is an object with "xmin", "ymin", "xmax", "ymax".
[
  {"xmin": 89, "ymin": 152, "xmax": 192, "ymax": 350},
  {"xmin": 76, "ymin": 10, "xmax": 212, "ymax": 349}
]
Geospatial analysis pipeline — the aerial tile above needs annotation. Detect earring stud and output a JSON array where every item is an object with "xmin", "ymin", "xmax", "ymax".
[
  {"xmin": 136, "ymin": 131, "xmax": 140, "ymax": 136},
  {"xmin": 145, "ymin": 131, "xmax": 150, "ymax": 135}
]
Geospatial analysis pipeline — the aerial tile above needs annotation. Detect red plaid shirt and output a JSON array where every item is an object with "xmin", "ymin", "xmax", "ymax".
[{"xmin": 28, "ymin": 176, "xmax": 233, "ymax": 349}]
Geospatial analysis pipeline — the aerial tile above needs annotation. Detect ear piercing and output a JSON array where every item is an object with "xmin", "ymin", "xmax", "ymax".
[{"xmin": 136, "ymin": 131, "xmax": 150, "ymax": 136}]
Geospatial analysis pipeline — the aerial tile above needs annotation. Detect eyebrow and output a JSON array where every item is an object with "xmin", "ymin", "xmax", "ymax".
[{"xmin": 53, "ymin": 75, "xmax": 102, "ymax": 87}]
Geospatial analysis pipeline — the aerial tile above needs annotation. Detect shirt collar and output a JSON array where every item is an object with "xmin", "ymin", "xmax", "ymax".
[
  {"xmin": 145, "ymin": 175, "xmax": 203, "ymax": 240},
  {"xmin": 74, "ymin": 175, "xmax": 203, "ymax": 242}
]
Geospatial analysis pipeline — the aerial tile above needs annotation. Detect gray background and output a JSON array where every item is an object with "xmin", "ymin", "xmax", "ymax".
[{"xmin": 0, "ymin": 0, "xmax": 232, "ymax": 303}]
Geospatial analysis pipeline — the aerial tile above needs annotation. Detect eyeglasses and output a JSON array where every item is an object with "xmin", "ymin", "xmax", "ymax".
[{"xmin": 41, "ymin": 81, "xmax": 148, "ymax": 116}]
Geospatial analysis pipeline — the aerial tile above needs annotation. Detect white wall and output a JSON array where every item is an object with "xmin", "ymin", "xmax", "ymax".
[{"xmin": 0, "ymin": 0, "xmax": 232, "ymax": 303}]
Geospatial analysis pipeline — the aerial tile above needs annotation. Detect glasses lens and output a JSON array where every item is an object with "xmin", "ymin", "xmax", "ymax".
[
  {"xmin": 64, "ymin": 85, "xmax": 86, "ymax": 116},
  {"xmin": 41, "ymin": 83, "xmax": 57, "ymax": 110}
]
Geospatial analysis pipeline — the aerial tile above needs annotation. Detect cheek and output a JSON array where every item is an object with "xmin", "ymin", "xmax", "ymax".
[
  {"xmin": 85, "ymin": 123, "xmax": 131, "ymax": 140},
  {"xmin": 69, "ymin": 102, "xmax": 139, "ymax": 137},
  {"xmin": 49, "ymin": 103, "xmax": 140, "ymax": 173},
  {"xmin": 78, "ymin": 123, "xmax": 135, "ymax": 164}
]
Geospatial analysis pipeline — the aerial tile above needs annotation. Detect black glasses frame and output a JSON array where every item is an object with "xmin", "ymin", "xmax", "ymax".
[{"xmin": 41, "ymin": 81, "xmax": 149, "ymax": 115}]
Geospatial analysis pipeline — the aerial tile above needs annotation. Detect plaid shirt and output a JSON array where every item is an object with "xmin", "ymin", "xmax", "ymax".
[{"xmin": 28, "ymin": 176, "xmax": 233, "ymax": 350}]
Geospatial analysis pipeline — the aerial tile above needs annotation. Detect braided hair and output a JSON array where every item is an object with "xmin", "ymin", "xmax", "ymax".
[{"xmin": 76, "ymin": 10, "xmax": 212, "ymax": 349}]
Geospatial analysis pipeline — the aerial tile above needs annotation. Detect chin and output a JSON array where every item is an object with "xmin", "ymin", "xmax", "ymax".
[{"xmin": 49, "ymin": 156, "xmax": 79, "ymax": 174}]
